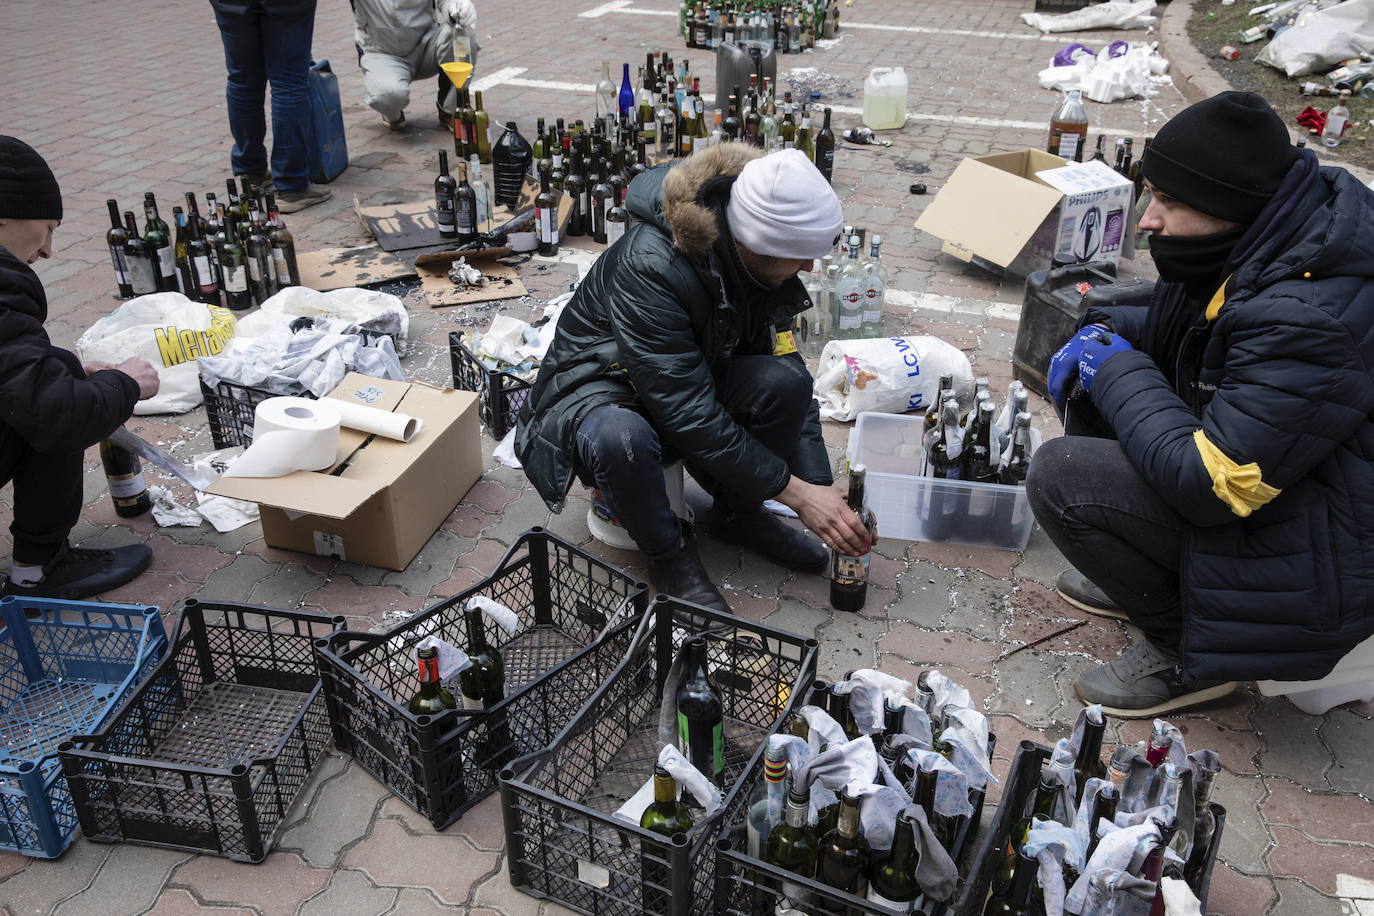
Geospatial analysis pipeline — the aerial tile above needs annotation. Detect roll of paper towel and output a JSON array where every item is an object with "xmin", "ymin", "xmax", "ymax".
[
  {"xmin": 222, "ymin": 397, "xmax": 342, "ymax": 478},
  {"xmin": 332, "ymin": 399, "xmax": 422, "ymax": 442}
]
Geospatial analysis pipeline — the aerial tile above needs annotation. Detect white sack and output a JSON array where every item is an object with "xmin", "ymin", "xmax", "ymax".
[
  {"xmin": 249, "ymin": 286, "xmax": 409, "ymax": 344},
  {"xmin": 1257, "ymin": 0, "xmax": 1374, "ymax": 77},
  {"xmin": 1022, "ymin": 1, "xmax": 1157, "ymax": 32},
  {"xmin": 813, "ymin": 336, "xmax": 972, "ymax": 422}
]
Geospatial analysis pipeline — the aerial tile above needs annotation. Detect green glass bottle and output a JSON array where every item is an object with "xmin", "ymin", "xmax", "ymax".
[
  {"xmin": 1074, "ymin": 707, "xmax": 1108, "ymax": 807},
  {"xmin": 816, "ymin": 788, "xmax": 870, "ymax": 904},
  {"xmin": 459, "ymin": 603, "xmax": 505, "ymax": 711},
  {"xmin": 142, "ymin": 192, "xmax": 176, "ymax": 291},
  {"xmin": 915, "ymin": 758, "xmax": 957, "ymax": 854},
  {"xmin": 866, "ymin": 808, "xmax": 921, "ymax": 908},
  {"xmin": 639, "ymin": 765, "xmax": 694, "ymax": 914},
  {"xmin": 676, "ymin": 636, "xmax": 724, "ymax": 784},
  {"xmin": 407, "ymin": 645, "xmax": 457, "ymax": 715},
  {"xmin": 996, "ymin": 772, "xmax": 1058, "ymax": 893},
  {"xmin": 766, "ymin": 787, "xmax": 819, "ymax": 913},
  {"xmin": 983, "ymin": 847, "xmax": 1040, "ymax": 916}
]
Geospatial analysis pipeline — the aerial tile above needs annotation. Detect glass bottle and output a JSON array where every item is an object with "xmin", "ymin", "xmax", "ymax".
[
  {"xmin": 142, "ymin": 193, "xmax": 176, "ymax": 291},
  {"xmin": 861, "ymin": 234, "xmax": 886, "ymax": 333},
  {"xmin": 105, "ymin": 199, "xmax": 133, "ymax": 298},
  {"xmin": 640, "ymin": 765, "xmax": 694, "ymax": 837},
  {"xmin": 435, "ymin": 149, "xmax": 458, "ymax": 240},
  {"xmin": 564, "ymin": 147, "xmax": 588, "ymax": 238},
  {"xmin": 596, "ymin": 60, "xmax": 618, "ymax": 129},
  {"xmin": 535, "ymin": 163, "xmax": 562, "ymax": 257},
  {"xmin": 473, "ymin": 90, "xmax": 492, "ymax": 164},
  {"xmin": 983, "ymin": 847, "xmax": 1041, "ymax": 916},
  {"xmin": 915, "ymin": 757, "xmax": 957, "ymax": 853},
  {"xmin": 1323, "ymin": 90, "xmax": 1351, "ymax": 147},
  {"xmin": 746, "ymin": 742, "xmax": 789, "ymax": 858},
  {"xmin": 407, "ymin": 645, "xmax": 457, "ymax": 715},
  {"xmin": 766, "ymin": 787, "xmax": 820, "ymax": 912},
  {"xmin": 619, "ymin": 61, "xmax": 635, "ymax": 118},
  {"xmin": 796, "ymin": 105, "xmax": 815, "ymax": 161},
  {"xmin": 467, "ymin": 154, "xmax": 493, "ymax": 230},
  {"xmin": 866, "ymin": 808, "xmax": 921, "ymax": 907},
  {"xmin": 1183, "ymin": 766, "xmax": 1219, "ymax": 888},
  {"xmin": 1084, "ymin": 782, "xmax": 1118, "ymax": 866},
  {"xmin": 780, "ymin": 91, "xmax": 797, "ymax": 148},
  {"xmin": 815, "ymin": 107, "xmax": 836, "ymax": 182},
  {"xmin": 100, "ymin": 439, "xmax": 152, "ymax": 518},
  {"xmin": 656, "ymin": 88, "xmax": 678, "ymax": 159},
  {"xmin": 1048, "ymin": 89, "xmax": 1089, "ymax": 162},
  {"xmin": 606, "ymin": 186, "xmax": 629, "ymax": 247},
  {"xmin": 459, "ymin": 601, "xmax": 505, "ymax": 710},
  {"xmin": 218, "ymin": 215, "xmax": 251, "ymax": 310},
  {"xmin": 676, "ymin": 636, "xmax": 724, "ymax": 783},
  {"xmin": 1074, "ymin": 706, "xmax": 1108, "ymax": 806},
  {"xmin": 723, "ymin": 88, "xmax": 742, "ymax": 141},
  {"xmin": 172, "ymin": 206, "xmax": 192, "ymax": 295},
  {"xmin": 829, "ymin": 465, "xmax": 876, "ymax": 613},
  {"xmin": 796, "ymin": 261, "xmax": 829, "ymax": 360},
  {"xmin": 184, "ymin": 204, "xmax": 219, "ymax": 303},
  {"xmin": 929, "ymin": 398, "xmax": 963, "ymax": 480},
  {"xmin": 817, "ymin": 788, "xmax": 870, "ymax": 901},
  {"xmin": 455, "ymin": 159, "xmax": 479, "ymax": 244},
  {"xmin": 1145, "ymin": 721, "xmax": 1172, "ymax": 768},
  {"xmin": 264, "ymin": 195, "xmax": 298, "ymax": 289},
  {"xmin": 833, "ymin": 235, "xmax": 865, "ymax": 338},
  {"xmin": 761, "ymin": 88, "xmax": 780, "ymax": 150},
  {"xmin": 244, "ymin": 207, "xmax": 275, "ymax": 305},
  {"xmin": 590, "ymin": 154, "xmax": 614, "ymax": 245}
]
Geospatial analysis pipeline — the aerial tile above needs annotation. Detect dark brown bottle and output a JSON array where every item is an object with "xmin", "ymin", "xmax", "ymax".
[
  {"xmin": 815, "ymin": 106, "xmax": 836, "ymax": 183},
  {"xmin": 535, "ymin": 163, "xmax": 561, "ymax": 257},
  {"xmin": 435, "ymin": 149, "xmax": 458, "ymax": 240},
  {"xmin": 829, "ymin": 465, "xmax": 877, "ymax": 612},
  {"xmin": 100, "ymin": 439, "xmax": 152, "ymax": 518}
]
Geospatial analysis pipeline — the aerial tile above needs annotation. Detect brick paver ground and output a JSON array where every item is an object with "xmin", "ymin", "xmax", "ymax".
[{"xmin": 1, "ymin": 0, "xmax": 1371, "ymax": 913}]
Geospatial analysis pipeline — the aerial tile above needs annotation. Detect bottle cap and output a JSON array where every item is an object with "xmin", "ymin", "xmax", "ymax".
[{"xmin": 910, "ymin": 183, "xmax": 927, "ymax": 195}]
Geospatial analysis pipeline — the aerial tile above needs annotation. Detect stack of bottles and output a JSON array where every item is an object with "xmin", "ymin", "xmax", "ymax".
[
  {"xmin": 799, "ymin": 225, "xmax": 886, "ymax": 355},
  {"xmin": 103, "ymin": 178, "xmax": 300, "ymax": 311},
  {"xmin": 702, "ymin": 667, "xmax": 996, "ymax": 912},
  {"xmin": 987, "ymin": 707, "xmax": 1223, "ymax": 916},
  {"xmin": 677, "ymin": 0, "xmax": 838, "ymax": 53},
  {"xmin": 921, "ymin": 376, "xmax": 1036, "ymax": 487}
]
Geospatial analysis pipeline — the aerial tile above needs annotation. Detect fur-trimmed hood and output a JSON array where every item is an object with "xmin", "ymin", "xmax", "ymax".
[{"xmin": 650, "ymin": 143, "xmax": 762, "ymax": 256}]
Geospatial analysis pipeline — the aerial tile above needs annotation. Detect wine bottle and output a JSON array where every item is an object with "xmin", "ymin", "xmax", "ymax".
[
  {"xmin": 123, "ymin": 211, "xmax": 159, "ymax": 296},
  {"xmin": 435, "ymin": 149, "xmax": 458, "ymax": 240},
  {"xmin": 1073, "ymin": 705, "xmax": 1108, "ymax": 806},
  {"xmin": 867, "ymin": 808, "xmax": 921, "ymax": 907},
  {"xmin": 100, "ymin": 438, "xmax": 152, "ymax": 518},
  {"xmin": 407, "ymin": 645, "xmax": 457, "ymax": 715},
  {"xmin": 817, "ymin": 788, "xmax": 870, "ymax": 903},
  {"xmin": 1183, "ymin": 766, "xmax": 1218, "ymax": 888},
  {"xmin": 590, "ymin": 154, "xmax": 614, "ymax": 244},
  {"xmin": 143, "ymin": 193, "xmax": 177, "ymax": 292},
  {"xmin": 219, "ymin": 215, "xmax": 252, "ymax": 311},
  {"xmin": 468, "ymin": 154, "xmax": 494, "ymax": 229},
  {"xmin": 183, "ymin": 208, "xmax": 218, "ymax": 304},
  {"xmin": 473, "ymin": 90, "xmax": 492, "ymax": 164},
  {"xmin": 244, "ymin": 206, "xmax": 275, "ymax": 305},
  {"xmin": 535, "ymin": 163, "xmax": 562, "ymax": 257},
  {"xmin": 998, "ymin": 412, "xmax": 1033, "ymax": 486},
  {"xmin": 172, "ymin": 206, "xmax": 192, "ymax": 295},
  {"xmin": 619, "ymin": 61, "xmax": 635, "ymax": 117},
  {"xmin": 459, "ymin": 601, "xmax": 505, "ymax": 711},
  {"xmin": 605, "ymin": 186, "xmax": 629, "ymax": 247},
  {"xmin": 639, "ymin": 765, "xmax": 694, "ymax": 915},
  {"xmin": 564, "ymin": 147, "xmax": 588, "ymax": 238},
  {"xmin": 265, "ymin": 195, "xmax": 299, "ymax": 288},
  {"xmin": 815, "ymin": 106, "xmax": 836, "ymax": 182},
  {"xmin": 224, "ymin": 179, "xmax": 242, "ymax": 223},
  {"xmin": 766, "ymin": 787, "xmax": 819, "ymax": 913},
  {"xmin": 983, "ymin": 846, "xmax": 1040, "ymax": 916},
  {"xmin": 915, "ymin": 757, "xmax": 957, "ymax": 853},
  {"xmin": 829, "ymin": 465, "xmax": 876, "ymax": 612},
  {"xmin": 996, "ymin": 771, "xmax": 1059, "ymax": 895},
  {"xmin": 105, "ymin": 199, "xmax": 133, "ymax": 298},
  {"xmin": 676, "ymin": 636, "xmax": 724, "ymax": 783},
  {"xmin": 1084, "ymin": 782, "xmax": 1118, "ymax": 867},
  {"xmin": 746, "ymin": 743, "xmax": 789, "ymax": 859},
  {"xmin": 1145, "ymin": 720, "xmax": 1172, "ymax": 768},
  {"xmin": 455, "ymin": 159, "xmax": 479, "ymax": 245}
]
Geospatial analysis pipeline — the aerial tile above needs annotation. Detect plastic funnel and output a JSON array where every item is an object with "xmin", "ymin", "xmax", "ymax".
[{"xmin": 441, "ymin": 62, "xmax": 473, "ymax": 89}]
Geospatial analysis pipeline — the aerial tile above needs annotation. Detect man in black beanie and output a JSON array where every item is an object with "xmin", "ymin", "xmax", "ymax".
[
  {"xmin": 1027, "ymin": 91, "xmax": 1374, "ymax": 717},
  {"xmin": 0, "ymin": 136, "xmax": 163, "ymax": 598}
]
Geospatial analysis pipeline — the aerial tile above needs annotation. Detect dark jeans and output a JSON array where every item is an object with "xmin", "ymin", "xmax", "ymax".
[
  {"xmin": 1025, "ymin": 436, "xmax": 1186, "ymax": 650},
  {"xmin": 213, "ymin": 4, "xmax": 316, "ymax": 193},
  {"xmin": 2, "ymin": 349, "xmax": 86, "ymax": 565},
  {"xmin": 574, "ymin": 355, "xmax": 822, "ymax": 561}
]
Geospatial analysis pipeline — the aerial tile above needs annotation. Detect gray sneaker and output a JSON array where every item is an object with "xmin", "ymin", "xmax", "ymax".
[
  {"xmin": 1057, "ymin": 569, "xmax": 1129, "ymax": 621},
  {"xmin": 1076, "ymin": 638, "xmax": 1238, "ymax": 719},
  {"xmin": 277, "ymin": 184, "xmax": 332, "ymax": 213}
]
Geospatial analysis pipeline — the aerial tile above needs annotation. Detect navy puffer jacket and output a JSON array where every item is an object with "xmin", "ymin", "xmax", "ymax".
[{"xmin": 1087, "ymin": 163, "xmax": 1374, "ymax": 683}]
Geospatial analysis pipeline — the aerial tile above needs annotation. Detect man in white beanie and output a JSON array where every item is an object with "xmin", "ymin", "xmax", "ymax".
[{"xmin": 517, "ymin": 144, "xmax": 871, "ymax": 617}]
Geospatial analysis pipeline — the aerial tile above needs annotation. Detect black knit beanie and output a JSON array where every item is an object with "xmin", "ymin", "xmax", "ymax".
[
  {"xmin": 0, "ymin": 136, "xmax": 62, "ymax": 221},
  {"xmin": 1140, "ymin": 91, "xmax": 1297, "ymax": 224}
]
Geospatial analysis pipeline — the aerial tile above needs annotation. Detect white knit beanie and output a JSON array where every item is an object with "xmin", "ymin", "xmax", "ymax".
[{"xmin": 726, "ymin": 149, "xmax": 844, "ymax": 260}]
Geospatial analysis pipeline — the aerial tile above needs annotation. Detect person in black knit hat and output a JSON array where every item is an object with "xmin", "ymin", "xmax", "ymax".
[
  {"xmin": 1028, "ymin": 91, "xmax": 1374, "ymax": 717},
  {"xmin": 0, "ymin": 136, "xmax": 163, "ymax": 598}
]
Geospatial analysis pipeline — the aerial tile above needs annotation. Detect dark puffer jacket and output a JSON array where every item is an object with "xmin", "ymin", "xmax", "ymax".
[
  {"xmin": 516, "ymin": 143, "xmax": 829, "ymax": 513},
  {"xmin": 0, "ymin": 246, "xmax": 140, "ymax": 453},
  {"xmin": 1086, "ymin": 165, "xmax": 1374, "ymax": 683}
]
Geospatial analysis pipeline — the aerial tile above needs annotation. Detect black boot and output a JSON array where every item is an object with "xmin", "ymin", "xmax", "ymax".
[
  {"xmin": 647, "ymin": 536, "xmax": 732, "ymax": 618},
  {"xmin": 711, "ymin": 505, "xmax": 828, "ymax": 574}
]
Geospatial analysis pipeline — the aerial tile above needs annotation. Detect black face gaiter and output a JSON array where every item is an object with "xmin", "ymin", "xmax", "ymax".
[{"xmin": 1148, "ymin": 224, "xmax": 1248, "ymax": 299}]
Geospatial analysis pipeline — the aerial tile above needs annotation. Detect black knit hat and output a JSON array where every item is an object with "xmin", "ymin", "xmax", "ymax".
[
  {"xmin": 0, "ymin": 136, "xmax": 62, "ymax": 221},
  {"xmin": 1140, "ymin": 91, "xmax": 1298, "ymax": 224}
]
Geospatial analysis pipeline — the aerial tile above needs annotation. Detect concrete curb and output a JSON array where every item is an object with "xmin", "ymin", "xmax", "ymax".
[{"xmin": 1156, "ymin": 0, "xmax": 1234, "ymax": 105}]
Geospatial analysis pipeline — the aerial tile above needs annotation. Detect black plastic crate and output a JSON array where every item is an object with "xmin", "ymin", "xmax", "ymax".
[
  {"xmin": 448, "ymin": 331, "xmax": 533, "ymax": 439},
  {"xmin": 499, "ymin": 594, "xmax": 820, "ymax": 916},
  {"xmin": 715, "ymin": 732, "xmax": 996, "ymax": 915},
  {"xmin": 315, "ymin": 528, "xmax": 649, "ymax": 830},
  {"xmin": 200, "ymin": 378, "xmax": 295, "ymax": 450},
  {"xmin": 59, "ymin": 601, "xmax": 344, "ymax": 862},
  {"xmin": 954, "ymin": 740, "xmax": 1227, "ymax": 915}
]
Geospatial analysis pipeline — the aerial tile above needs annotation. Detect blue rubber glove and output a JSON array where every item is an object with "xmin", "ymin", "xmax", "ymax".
[
  {"xmin": 1077, "ymin": 330, "xmax": 1133, "ymax": 395},
  {"xmin": 1047, "ymin": 325, "xmax": 1109, "ymax": 417}
]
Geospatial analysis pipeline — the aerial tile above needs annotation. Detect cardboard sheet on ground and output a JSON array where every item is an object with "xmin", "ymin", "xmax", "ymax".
[
  {"xmin": 357, "ymin": 177, "xmax": 573, "ymax": 252},
  {"xmin": 296, "ymin": 245, "xmax": 414, "ymax": 291},
  {"xmin": 414, "ymin": 250, "xmax": 527, "ymax": 307}
]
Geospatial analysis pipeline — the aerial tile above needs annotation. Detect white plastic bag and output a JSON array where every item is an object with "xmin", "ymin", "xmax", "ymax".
[
  {"xmin": 243, "ymin": 286, "xmax": 408, "ymax": 345},
  {"xmin": 1022, "ymin": 0, "xmax": 1156, "ymax": 33},
  {"xmin": 1257, "ymin": 0, "xmax": 1374, "ymax": 77},
  {"xmin": 813, "ymin": 336, "xmax": 972, "ymax": 422},
  {"xmin": 75, "ymin": 293, "xmax": 238, "ymax": 415}
]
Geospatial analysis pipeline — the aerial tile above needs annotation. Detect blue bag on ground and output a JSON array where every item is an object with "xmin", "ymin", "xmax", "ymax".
[{"xmin": 307, "ymin": 59, "xmax": 347, "ymax": 183}]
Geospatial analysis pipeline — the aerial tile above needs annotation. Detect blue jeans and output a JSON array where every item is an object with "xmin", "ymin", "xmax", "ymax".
[
  {"xmin": 213, "ymin": 3, "xmax": 315, "ymax": 193},
  {"xmin": 574, "ymin": 355, "xmax": 824, "ymax": 561}
]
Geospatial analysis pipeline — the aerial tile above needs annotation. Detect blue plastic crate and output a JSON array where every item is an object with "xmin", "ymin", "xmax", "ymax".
[{"xmin": 0, "ymin": 596, "xmax": 166, "ymax": 858}]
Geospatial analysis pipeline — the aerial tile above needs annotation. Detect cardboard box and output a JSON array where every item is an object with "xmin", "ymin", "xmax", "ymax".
[
  {"xmin": 208, "ymin": 374, "xmax": 482, "ymax": 570},
  {"xmin": 915, "ymin": 150, "xmax": 1135, "ymax": 276}
]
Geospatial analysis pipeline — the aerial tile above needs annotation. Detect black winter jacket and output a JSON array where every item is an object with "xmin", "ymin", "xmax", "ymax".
[
  {"xmin": 1086, "ymin": 164, "xmax": 1374, "ymax": 683},
  {"xmin": 0, "ymin": 246, "xmax": 140, "ymax": 453},
  {"xmin": 516, "ymin": 143, "xmax": 829, "ymax": 512}
]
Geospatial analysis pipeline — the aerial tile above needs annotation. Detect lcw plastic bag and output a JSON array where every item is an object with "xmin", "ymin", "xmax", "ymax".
[
  {"xmin": 76, "ymin": 293, "xmax": 238, "ymax": 415},
  {"xmin": 813, "ymin": 335, "xmax": 972, "ymax": 422}
]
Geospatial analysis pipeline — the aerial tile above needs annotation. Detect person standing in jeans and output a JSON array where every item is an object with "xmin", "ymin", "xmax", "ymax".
[{"xmin": 210, "ymin": 0, "xmax": 331, "ymax": 213}]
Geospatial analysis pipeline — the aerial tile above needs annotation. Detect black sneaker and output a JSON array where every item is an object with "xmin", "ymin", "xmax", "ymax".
[
  {"xmin": 277, "ymin": 184, "xmax": 333, "ymax": 213},
  {"xmin": 4, "ymin": 542, "xmax": 153, "ymax": 600},
  {"xmin": 1076, "ymin": 638, "xmax": 1237, "ymax": 719},
  {"xmin": 1056, "ymin": 569, "xmax": 1129, "ymax": 621},
  {"xmin": 710, "ymin": 505, "xmax": 828, "ymax": 574}
]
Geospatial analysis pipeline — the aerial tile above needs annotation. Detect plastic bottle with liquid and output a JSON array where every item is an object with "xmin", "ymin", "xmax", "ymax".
[
  {"xmin": 862, "ymin": 67, "xmax": 907, "ymax": 130},
  {"xmin": 1048, "ymin": 90, "xmax": 1089, "ymax": 162}
]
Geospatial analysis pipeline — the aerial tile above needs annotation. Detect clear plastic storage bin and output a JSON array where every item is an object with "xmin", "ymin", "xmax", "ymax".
[{"xmin": 850, "ymin": 411, "xmax": 1035, "ymax": 551}]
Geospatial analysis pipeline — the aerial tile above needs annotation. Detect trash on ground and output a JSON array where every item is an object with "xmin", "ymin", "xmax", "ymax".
[
  {"xmin": 1021, "ymin": 0, "xmax": 1157, "ymax": 33},
  {"xmin": 1256, "ymin": 0, "xmax": 1374, "ymax": 76},
  {"xmin": 1039, "ymin": 41, "xmax": 1170, "ymax": 102}
]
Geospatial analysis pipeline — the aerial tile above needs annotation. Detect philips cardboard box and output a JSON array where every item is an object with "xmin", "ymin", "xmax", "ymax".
[
  {"xmin": 209, "ymin": 373, "xmax": 482, "ymax": 570},
  {"xmin": 915, "ymin": 150, "xmax": 1135, "ymax": 276}
]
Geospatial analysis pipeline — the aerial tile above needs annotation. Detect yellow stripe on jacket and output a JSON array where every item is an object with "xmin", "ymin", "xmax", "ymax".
[{"xmin": 1193, "ymin": 429, "xmax": 1281, "ymax": 517}]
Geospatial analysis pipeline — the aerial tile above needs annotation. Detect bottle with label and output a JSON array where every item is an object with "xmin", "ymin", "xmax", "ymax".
[
  {"xmin": 123, "ymin": 211, "xmax": 159, "ymax": 297},
  {"xmin": 183, "ymin": 204, "xmax": 219, "ymax": 303},
  {"xmin": 435, "ymin": 149, "xmax": 458, "ymax": 239},
  {"xmin": 1323, "ymin": 89, "xmax": 1351, "ymax": 147},
  {"xmin": 1047, "ymin": 89, "xmax": 1089, "ymax": 162},
  {"xmin": 817, "ymin": 788, "xmax": 870, "ymax": 901},
  {"xmin": 244, "ymin": 207, "xmax": 275, "ymax": 305},
  {"xmin": 535, "ymin": 164, "xmax": 562, "ymax": 257},
  {"xmin": 866, "ymin": 808, "xmax": 921, "ymax": 907},
  {"xmin": 172, "ymin": 207, "xmax": 192, "ymax": 295},
  {"xmin": 693, "ymin": 92, "xmax": 711, "ymax": 153},
  {"xmin": 100, "ymin": 439, "xmax": 152, "ymax": 518},
  {"xmin": 407, "ymin": 645, "xmax": 457, "ymax": 715},
  {"xmin": 815, "ymin": 106, "xmax": 836, "ymax": 182},
  {"xmin": 143, "ymin": 193, "xmax": 177, "ymax": 292},
  {"xmin": 218, "ymin": 215, "xmax": 252, "ymax": 310},
  {"xmin": 796, "ymin": 106, "xmax": 815, "ymax": 162},
  {"xmin": 265, "ymin": 195, "xmax": 299, "ymax": 289},
  {"xmin": 779, "ymin": 92, "xmax": 797, "ymax": 148},
  {"xmin": 455, "ymin": 159, "xmax": 479, "ymax": 244},
  {"xmin": 606, "ymin": 186, "xmax": 629, "ymax": 246},
  {"xmin": 590, "ymin": 155, "xmax": 614, "ymax": 244},
  {"xmin": 564, "ymin": 148, "xmax": 588, "ymax": 238},
  {"xmin": 675, "ymin": 636, "xmax": 724, "ymax": 783},
  {"xmin": 459, "ymin": 601, "xmax": 505, "ymax": 711},
  {"xmin": 766, "ymin": 787, "xmax": 819, "ymax": 913},
  {"xmin": 832, "ymin": 235, "xmax": 865, "ymax": 339},
  {"xmin": 830, "ymin": 464, "xmax": 876, "ymax": 613},
  {"xmin": 639, "ymin": 763, "xmax": 694, "ymax": 914},
  {"xmin": 473, "ymin": 90, "xmax": 492, "ymax": 164},
  {"xmin": 105, "ymin": 199, "xmax": 133, "ymax": 298},
  {"xmin": 746, "ymin": 743, "xmax": 789, "ymax": 859},
  {"xmin": 469, "ymin": 154, "xmax": 493, "ymax": 230},
  {"xmin": 861, "ymin": 234, "xmax": 886, "ymax": 332}
]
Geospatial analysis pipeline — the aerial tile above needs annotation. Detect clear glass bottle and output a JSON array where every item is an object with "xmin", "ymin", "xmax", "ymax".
[
  {"xmin": 746, "ymin": 742, "xmax": 789, "ymax": 859},
  {"xmin": 832, "ymin": 235, "xmax": 866, "ymax": 338},
  {"xmin": 861, "ymin": 234, "xmax": 887, "ymax": 333},
  {"xmin": 596, "ymin": 60, "xmax": 617, "ymax": 128},
  {"xmin": 1323, "ymin": 90, "xmax": 1351, "ymax": 147}
]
